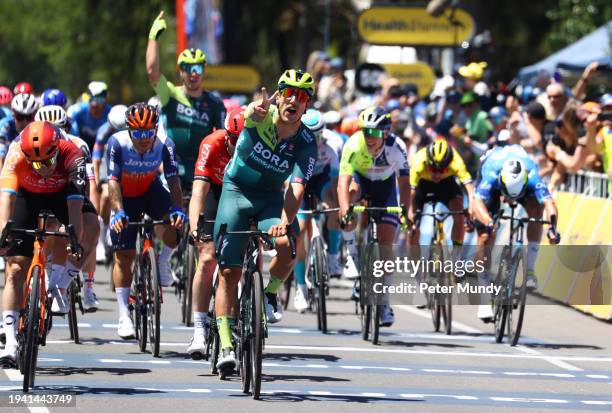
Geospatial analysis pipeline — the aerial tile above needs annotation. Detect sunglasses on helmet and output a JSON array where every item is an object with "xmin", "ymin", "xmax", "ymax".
[
  {"xmin": 180, "ymin": 63, "xmax": 204, "ymax": 76},
  {"xmin": 280, "ymin": 87, "xmax": 310, "ymax": 103},
  {"xmin": 129, "ymin": 128, "xmax": 156, "ymax": 140},
  {"xmin": 31, "ymin": 153, "xmax": 58, "ymax": 170},
  {"xmin": 363, "ymin": 128, "xmax": 385, "ymax": 138}
]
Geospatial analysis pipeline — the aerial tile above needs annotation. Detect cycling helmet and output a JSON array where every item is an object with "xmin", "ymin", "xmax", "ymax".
[
  {"xmin": 488, "ymin": 106, "xmax": 507, "ymax": 124},
  {"xmin": 11, "ymin": 93, "xmax": 39, "ymax": 115},
  {"xmin": 14, "ymin": 82, "xmax": 33, "ymax": 95},
  {"xmin": 35, "ymin": 105, "xmax": 68, "ymax": 128},
  {"xmin": 108, "ymin": 104, "xmax": 128, "ymax": 130},
  {"xmin": 358, "ymin": 106, "xmax": 391, "ymax": 130},
  {"xmin": 87, "ymin": 81, "xmax": 108, "ymax": 98},
  {"xmin": 323, "ymin": 110, "xmax": 342, "ymax": 126},
  {"xmin": 225, "ymin": 108, "xmax": 245, "ymax": 145},
  {"xmin": 126, "ymin": 102, "xmax": 159, "ymax": 130},
  {"xmin": 147, "ymin": 96, "xmax": 161, "ymax": 110},
  {"xmin": 427, "ymin": 138, "xmax": 453, "ymax": 170},
  {"xmin": 42, "ymin": 88, "xmax": 68, "ymax": 107},
  {"xmin": 20, "ymin": 121, "xmax": 60, "ymax": 161},
  {"xmin": 0, "ymin": 86, "xmax": 13, "ymax": 106},
  {"xmin": 302, "ymin": 109, "xmax": 325, "ymax": 133},
  {"xmin": 177, "ymin": 48, "xmax": 206, "ymax": 65},
  {"xmin": 499, "ymin": 158, "xmax": 528, "ymax": 200},
  {"xmin": 278, "ymin": 69, "xmax": 315, "ymax": 97}
]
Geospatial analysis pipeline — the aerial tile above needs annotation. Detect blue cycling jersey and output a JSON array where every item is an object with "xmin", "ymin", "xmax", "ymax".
[
  {"xmin": 0, "ymin": 117, "xmax": 18, "ymax": 158},
  {"xmin": 93, "ymin": 121, "xmax": 119, "ymax": 161},
  {"xmin": 0, "ymin": 107, "xmax": 11, "ymax": 121},
  {"xmin": 106, "ymin": 130, "xmax": 178, "ymax": 198},
  {"xmin": 70, "ymin": 102, "xmax": 112, "ymax": 151},
  {"xmin": 476, "ymin": 144, "xmax": 551, "ymax": 204}
]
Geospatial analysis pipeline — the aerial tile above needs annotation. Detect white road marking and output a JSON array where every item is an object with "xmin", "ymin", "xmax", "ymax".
[
  {"xmin": 99, "ymin": 358, "xmax": 171, "ymax": 364},
  {"xmin": 586, "ymin": 374, "xmax": 609, "ymax": 379},
  {"xmin": 395, "ymin": 305, "xmax": 484, "ymax": 334},
  {"xmin": 1, "ymin": 370, "xmax": 51, "ymax": 413},
  {"xmin": 515, "ymin": 344, "xmax": 583, "ymax": 371},
  {"xmin": 490, "ymin": 397, "xmax": 569, "ymax": 404}
]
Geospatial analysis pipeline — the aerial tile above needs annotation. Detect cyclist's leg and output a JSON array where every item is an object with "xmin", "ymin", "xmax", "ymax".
[
  {"xmin": 1, "ymin": 190, "xmax": 36, "ymax": 362},
  {"xmin": 522, "ymin": 195, "xmax": 544, "ymax": 286},
  {"xmin": 294, "ymin": 214, "xmax": 309, "ymax": 312},
  {"xmin": 213, "ymin": 180, "xmax": 255, "ymax": 365},
  {"xmin": 189, "ymin": 186, "xmax": 220, "ymax": 354},
  {"xmin": 341, "ymin": 174, "xmax": 361, "ymax": 279},
  {"xmin": 322, "ymin": 178, "xmax": 342, "ymax": 276}
]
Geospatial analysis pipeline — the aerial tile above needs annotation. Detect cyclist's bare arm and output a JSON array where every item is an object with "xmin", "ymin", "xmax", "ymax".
[
  {"xmin": 108, "ymin": 179, "xmax": 124, "ymax": 212},
  {"xmin": 166, "ymin": 175, "xmax": 184, "ymax": 210},
  {"xmin": 337, "ymin": 174, "xmax": 352, "ymax": 216},
  {"xmin": 398, "ymin": 176, "xmax": 411, "ymax": 212},
  {"xmin": 189, "ymin": 179, "xmax": 210, "ymax": 233},
  {"xmin": 67, "ymin": 198, "xmax": 85, "ymax": 242},
  {"xmin": 281, "ymin": 182, "xmax": 305, "ymax": 226},
  {"xmin": 473, "ymin": 197, "xmax": 492, "ymax": 226},
  {"xmin": 0, "ymin": 191, "xmax": 16, "ymax": 233}
]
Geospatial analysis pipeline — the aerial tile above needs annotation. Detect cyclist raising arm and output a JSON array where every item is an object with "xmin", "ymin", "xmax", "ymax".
[
  {"xmin": 146, "ymin": 11, "xmax": 225, "ymax": 190},
  {"xmin": 213, "ymin": 70, "xmax": 317, "ymax": 372}
]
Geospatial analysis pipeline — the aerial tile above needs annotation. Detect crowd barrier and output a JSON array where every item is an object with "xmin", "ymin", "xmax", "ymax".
[
  {"xmin": 534, "ymin": 190, "xmax": 612, "ymax": 320},
  {"xmin": 560, "ymin": 170, "xmax": 611, "ymax": 199}
]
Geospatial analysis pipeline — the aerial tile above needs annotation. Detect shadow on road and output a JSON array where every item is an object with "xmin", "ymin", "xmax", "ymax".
[
  {"xmin": 263, "ymin": 373, "xmax": 350, "ymax": 383},
  {"xmin": 37, "ymin": 366, "xmax": 151, "ymax": 376},
  {"xmin": 521, "ymin": 343, "xmax": 602, "ymax": 350},
  {"xmin": 383, "ymin": 340, "xmax": 472, "ymax": 349},
  {"xmin": 242, "ymin": 392, "xmax": 420, "ymax": 403},
  {"xmin": 264, "ymin": 353, "xmax": 341, "ymax": 363},
  {"xmin": 31, "ymin": 384, "xmax": 163, "ymax": 396}
]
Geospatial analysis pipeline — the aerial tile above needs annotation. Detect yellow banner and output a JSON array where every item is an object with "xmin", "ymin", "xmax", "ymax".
[
  {"xmin": 383, "ymin": 62, "xmax": 435, "ymax": 97},
  {"xmin": 202, "ymin": 65, "xmax": 261, "ymax": 93},
  {"xmin": 358, "ymin": 7, "xmax": 475, "ymax": 46}
]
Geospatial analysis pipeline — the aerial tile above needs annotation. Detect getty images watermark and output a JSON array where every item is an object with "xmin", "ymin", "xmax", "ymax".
[{"xmin": 359, "ymin": 245, "xmax": 612, "ymax": 306}]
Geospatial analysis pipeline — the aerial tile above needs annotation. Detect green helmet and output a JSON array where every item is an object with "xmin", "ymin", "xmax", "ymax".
[
  {"xmin": 177, "ymin": 48, "xmax": 206, "ymax": 66},
  {"xmin": 278, "ymin": 69, "xmax": 315, "ymax": 97}
]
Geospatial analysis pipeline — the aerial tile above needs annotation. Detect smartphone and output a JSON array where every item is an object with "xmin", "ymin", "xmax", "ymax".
[{"xmin": 597, "ymin": 112, "xmax": 612, "ymax": 122}]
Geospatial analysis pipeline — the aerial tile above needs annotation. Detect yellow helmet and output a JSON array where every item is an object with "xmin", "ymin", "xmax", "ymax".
[
  {"xmin": 427, "ymin": 138, "xmax": 453, "ymax": 169},
  {"xmin": 177, "ymin": 48, "xmax": 206, "ymax": 66},
  {"xmin": 278, "ymin": 69, "xmax": 315, "ymax": 97}
]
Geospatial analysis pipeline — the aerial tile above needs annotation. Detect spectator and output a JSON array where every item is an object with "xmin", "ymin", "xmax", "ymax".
[
  {"xmin": 317, "ymin": 58, "xmax": 349, "ymax": 111},
  {"xmin": 545, "ymin": 83, "xmax": 569, "ymax": 120}
]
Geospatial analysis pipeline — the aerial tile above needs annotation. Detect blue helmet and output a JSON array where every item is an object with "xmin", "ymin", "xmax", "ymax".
[
  {"xmin": 488, "ymin": 106, "xmax": 507, "ymax": 125},
  {"xmin": 42, "ymin": 88, "xmax": 68, "ymax": 107}
]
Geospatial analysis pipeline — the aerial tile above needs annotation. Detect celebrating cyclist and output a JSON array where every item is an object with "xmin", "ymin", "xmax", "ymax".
[
  {"xmin": 213, "ymin": 69, "xmax": 317, "ymax": 371},
  {"xmin": 473, "ymin": 144, "xmax": 560, "ymax": 321},
  {"xmin": 186, "ymin": 107, "xmax": 244, "ymax": 359},
  {"xmin": 107, "ymin": 103, "xmax": 185, "ymax": 340},
  {"xmin": 338, "ymin": 106, "xmax": 410, "ymax": 327},
  {"xmin": 0, "ymin": 121, "xmax": 97, "ymax": 366},
  {"xmin": 146, "ymin": 11, "xmax": 226, "ymax": 190},
  {"xmin": 293, "ymin": 109, "xmax": 343, "ymax": 312}
]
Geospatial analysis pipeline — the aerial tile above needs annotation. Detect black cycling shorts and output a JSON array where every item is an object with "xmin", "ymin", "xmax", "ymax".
[{"xmin": 413, "ymin": 176, "xmax": 464, "ymax": 211}]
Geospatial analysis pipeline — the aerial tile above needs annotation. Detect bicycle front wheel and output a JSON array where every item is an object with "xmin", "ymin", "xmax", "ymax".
[
  {"xmin": 183, "ymin": 242, "xmax": 197, "ymax": 327},
  {"xmin": 314, "ymin": 237, "xmax": 328, "ymax": 334},
  {"xmin": 494, "ymin": 247, "xmax": 512, "ymax": 343},
  {"xmin": 508, "ymin": 249, "xmax": 528, "ymax": 346},
  {"xmin": 22, "ymin": 267, "xmax": 41, "ymax": 393},
  {"xmin": 144, "ymin": 248, "xmax": 161, "ymax": 357},
  {"xmin": 250, "ymin": 270, "xmax": 265, "ymax": 399},
  {"xmin": 133, "ymin": 262, "xmax": 147, "ymax": 353},
  {"xmin": 67, "ymin": 280, "xmax": 80, "ymax": 344}
]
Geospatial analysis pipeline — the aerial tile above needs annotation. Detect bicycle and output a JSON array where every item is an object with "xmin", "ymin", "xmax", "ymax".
[
  {"xmin": 0, "ymin": 214, "xmax": 81, "ymax": 392},
  {"xmin": 342, "ymin": 204, "xmax": 405, "ymax": 345},
  {"xmin": 215, "ymin": 222, "xmax": 295, "ymax": 399},
  {"xmin": 126, "ymin": 215, "xmax": 169, "ymax": 358},
  {"xmin": 67, "ymin": 275, "xmax": 84, "ymax": 344},
  {"xmin": 491, "ymin": 202, "xmax": 556, "ymax": 346},
  {"xmin": 298, "ymin": 205, "xmax": 339, "ymax": 334},
  {"xmin": 414, "ymin": 200, "xmax": 471, "ymax": 336}
]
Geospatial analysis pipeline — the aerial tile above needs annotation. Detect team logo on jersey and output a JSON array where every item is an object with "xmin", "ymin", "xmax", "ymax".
[
  {"xmin": 252, "ymin": 141, "xmax": 290, "ymax": 170},
  {"xmin": 177, "ymin": 103, "xmax": 210, "ymax": 123}
]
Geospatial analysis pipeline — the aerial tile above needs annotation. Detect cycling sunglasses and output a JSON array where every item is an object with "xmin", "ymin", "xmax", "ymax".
[
  {"xmin": 31, "ymin": 153, "xmax": 58, "ymax": 170},
  {"xmin": 280, "ymin": 87, "xmax": 310, "ymax": 103},
  {"xmin": 129, "ymin": 129, "xmax": 156, "ymax": 140},
  {"xmin": 180, "ymin": 63, "xmax": 204, "ymax": 75},
  {"xmin": 363, "ymin": 128, "xmax": 385, "ymax": 138}
]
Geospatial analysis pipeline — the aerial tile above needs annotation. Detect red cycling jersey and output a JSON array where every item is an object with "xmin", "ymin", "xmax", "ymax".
[
  {"xmin": 0, "ymin": 139, "xmax": 86, "ymax": 196},
  {"xmin": 193, "ymin": 129, "xmax": 231, "ymax": 186}
]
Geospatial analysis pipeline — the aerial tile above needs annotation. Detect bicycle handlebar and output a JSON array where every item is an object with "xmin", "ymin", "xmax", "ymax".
[
  {"xmin": 297, "ymin": 207, "xmax": 340, "ymax": 216},
  {"xmin": 215, "ymin": 223, "xmax": 297, "ymax": 260},
  {"xmin": 0, "ymin": 221, "xmax": 83, "ymax": 259},
  {"xmin": 341, "ymin": 204, "xmax": 408, "ymax": 229}
]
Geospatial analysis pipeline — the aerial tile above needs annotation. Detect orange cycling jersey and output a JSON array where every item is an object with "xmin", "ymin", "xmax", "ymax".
[
  {"xmin": 409, "ymin": 146, "xmax": 472, "ymax": 188},
  {"xmin": 0, "ymin": 139, "xmax": 86, "ymax": 197}
]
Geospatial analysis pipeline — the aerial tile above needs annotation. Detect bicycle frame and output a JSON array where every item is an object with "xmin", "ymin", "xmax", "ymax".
[{"xmin": 20, "ymin": 237, "xmax": 48, "ymax": 336}]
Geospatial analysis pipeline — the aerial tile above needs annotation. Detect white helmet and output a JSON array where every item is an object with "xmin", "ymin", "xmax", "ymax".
[
  {"xmin": 302, "ymin": 109, "xmax": 325, "ymax": 134},
  {"xmin": 499, "ymin": 158, "xmax": 528, "ymax": 200},
  {"xmin": 147, "ymin": 95, "xmax": 161, "ymax": 110},
  {"xmin": 11, "ymin": 93, "xmax": 39, "ymax": 115},
  {"xmin": 87, "ymin": 81, "xmax": 108, "ymax": 98},
  {"xmin": 35, "ymin": 105, "xmax": 68, "ymax": 128},
  {"xmin": 323, "ymin": 110, "xmax": 342, "ymax": 126},
  {"xmin": 108, "ymin": 104, "xmax": 128, "ymax": 130}
]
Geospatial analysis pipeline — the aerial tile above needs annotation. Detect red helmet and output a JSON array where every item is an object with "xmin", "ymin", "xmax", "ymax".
[
  {"xmin": 20, "ymin": 121, "xmax": 61, "ymax": 162},
  {"xmin": 0, "ymin": 86, "xmax": 13, "ymax": 106},
  {"xmin": 13, "ymin": 82, "xmax": 34, "ymax": 95},
  {"xmin": 225, "ymin": 108, "xmax": 245, "ymax": 145},
  {"xmin": 126, "ymin": 102, "xmax": 159, "ymax": 130}
]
